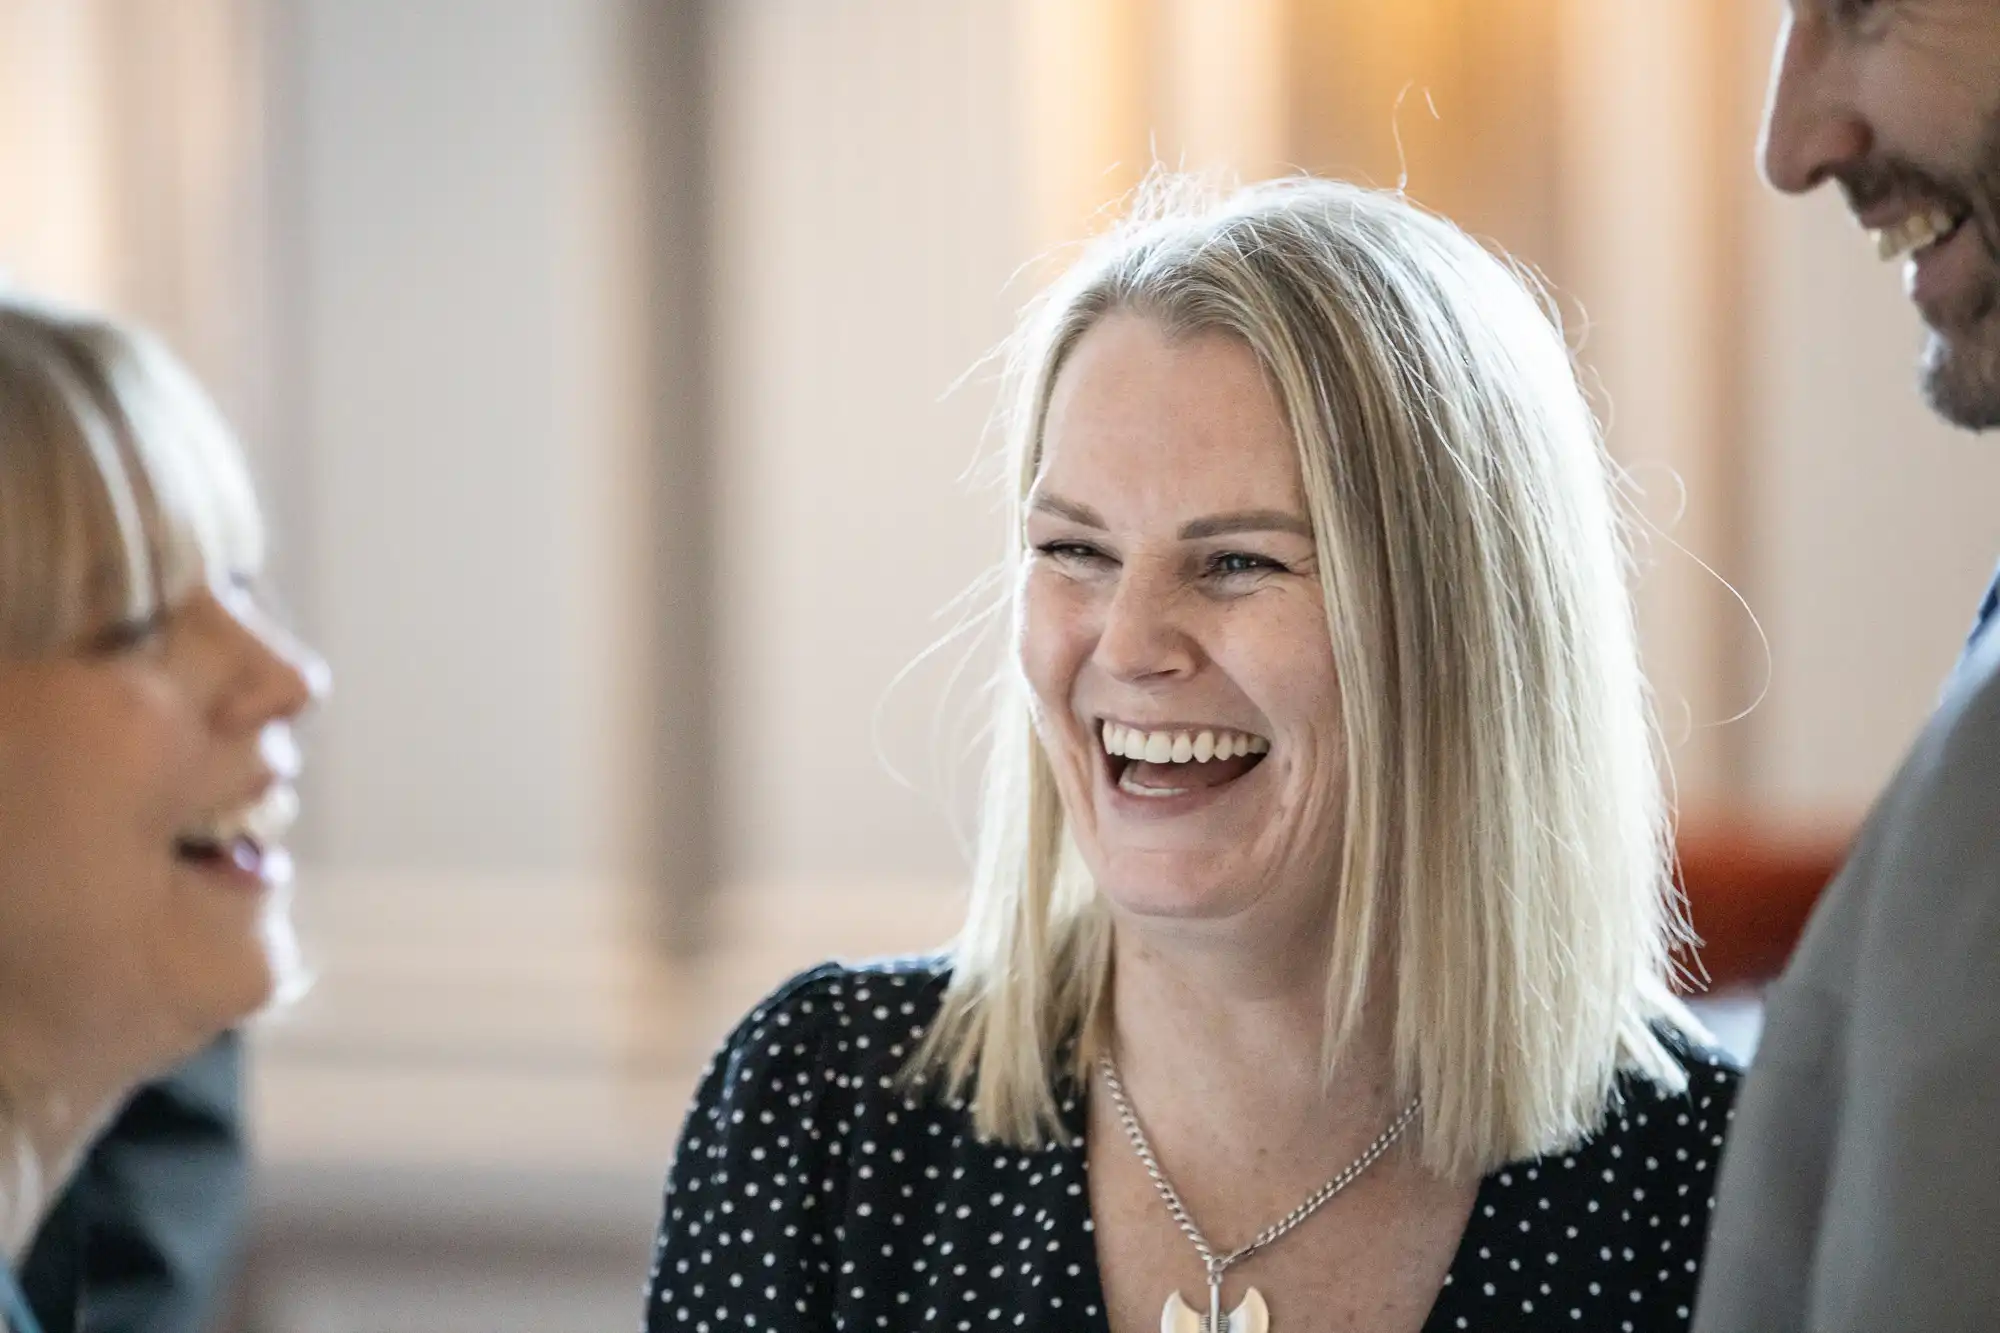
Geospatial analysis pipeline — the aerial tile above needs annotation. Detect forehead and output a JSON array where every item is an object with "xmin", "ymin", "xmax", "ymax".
[{"xmin": 1037, "ymin": 315, "xmax": 1304, "ymax": 516}]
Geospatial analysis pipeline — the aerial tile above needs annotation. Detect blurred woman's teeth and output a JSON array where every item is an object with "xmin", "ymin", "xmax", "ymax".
[
  {"xmin": 175, "ymin": 787, "xmax": 299, "ymax": 851},
  {"xmin": 1100, "ymin": 723, "xmax": 1271, "ymax": 763},
  {"xmin": 1876, "ymin": 207, "xmax": 1962, "ymax": 262},
  {"xmin": 245, "ymin": 786, "xmax": 300, "ymax": 843}
]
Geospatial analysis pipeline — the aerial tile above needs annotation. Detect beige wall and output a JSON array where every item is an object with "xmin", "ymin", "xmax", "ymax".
[
  {"xmin": 281, "ymin": 0, "xmax": 652, "ymax": 882},
  {"xmin": 1555, "ymin": 0, "xmax": 1749, "ymax": 802},
  {"xmin": 708, "ymin": 0, "xmax": 1022, "ymax": 890},
  {"xmin": 0, "ymin": 0, "xmax": 268, "ymax": 432}
]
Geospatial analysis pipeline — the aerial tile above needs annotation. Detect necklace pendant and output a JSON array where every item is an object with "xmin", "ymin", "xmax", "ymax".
[{"xmin": 1160, "ymin": 1287, "xmax": 1270, "ymax": 1333}]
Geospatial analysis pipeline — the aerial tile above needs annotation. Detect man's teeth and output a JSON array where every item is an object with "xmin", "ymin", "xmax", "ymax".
[
  {"xmin": 1876, "ymin": 207, "xmax": 1963, "ymax": 262},
  {"xmin": 1100, "ymin": 723, "xmax": 1270, "ymax": 764}
]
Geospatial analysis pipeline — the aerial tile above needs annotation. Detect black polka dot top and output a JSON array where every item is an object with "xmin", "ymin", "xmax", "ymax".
[{"xmin": 645, "ymin": 958, "xmax": 1741, "ymax": 1332}]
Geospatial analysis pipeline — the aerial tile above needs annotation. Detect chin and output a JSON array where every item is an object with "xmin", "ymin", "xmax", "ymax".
[
  {"xmin": 1923, "ymin": 338, "xmax": 2000, "ymax": 431},
  {"xmin": 187, "ymin": 954, "xmax": 284, "ymax": 1034},
  {"xmin": 172, "ymin": 908, "xmax": 301, "ymax": 1039},
  {"xmin": 1921, "ymin": 290, "xmax": 2000, "ymax": 430},
  {"xmin": 1091, "ymin": 854, "xmax": 1263, "ymax": 923}
]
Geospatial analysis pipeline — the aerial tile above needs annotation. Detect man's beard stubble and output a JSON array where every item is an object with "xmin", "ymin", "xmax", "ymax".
[
  {"xmin": 1840, "ymin": 100, "xmax": 2000, "ymax": 431},
  {"xmin": 1917, "ymin": 109, "xmax": 2000, "ymax": 431}
]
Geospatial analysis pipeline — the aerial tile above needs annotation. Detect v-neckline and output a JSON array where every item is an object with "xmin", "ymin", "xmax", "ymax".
[{"xmin": 1062, "ymin": 1075, "xmax": 1495, "ymax": 1333}]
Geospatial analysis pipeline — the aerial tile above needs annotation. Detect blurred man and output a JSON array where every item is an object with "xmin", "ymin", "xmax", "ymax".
[{"xmin": 1694, "ymin": 3, "xmax": 2000, "ymax": 1330}]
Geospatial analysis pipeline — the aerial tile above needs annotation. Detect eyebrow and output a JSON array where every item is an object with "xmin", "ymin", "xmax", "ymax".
[
  {"xmin": 1178, "ymin": 510, "xmax": 1314, "ymax": 540},
  {"xmin": 1028, "ymin": 494, "xmax": 1106, "ymax": 528},
  {"xmin": 1028, "ymin": 493, "xmax": 1313, "ymax": 540}
]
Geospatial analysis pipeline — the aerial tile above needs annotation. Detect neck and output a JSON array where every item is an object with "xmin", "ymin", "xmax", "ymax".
[
  {"xmin": 1105, "ymin": 906, "xmax": 1398, "ymax": 1143},
  {"xmin": 0, "ymin": 1031, "xmax": 150, "ymax": 1259}
]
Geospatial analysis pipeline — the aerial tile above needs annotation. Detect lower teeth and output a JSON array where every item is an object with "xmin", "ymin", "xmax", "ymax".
[{"xmin": 1120, "ymin": 772, "xmax": 1188, "ymax": 797}]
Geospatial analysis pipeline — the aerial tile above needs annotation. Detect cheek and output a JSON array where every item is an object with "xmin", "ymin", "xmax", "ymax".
[
  {"xmin": 1868, "ymin": 33, "xmax": 1999, "ymax": 164},
  {"xmin": 0, "ymin": 716, "xmax": 192, "ymax": 938},
  {"xmin": 1227, "ymin": 594, "xmax": 1342, "ymax": 719},
  {"xmin": 1224, "ymin": 600, "xmax": 1347, "ymax": 798},
  {"xmin": 0, "ymin": 774, "xmax": 163, "ymax": 1015},
  {"xmin": 1018, "ymin": 571, "xmax": 1094, "ymax": 715}
]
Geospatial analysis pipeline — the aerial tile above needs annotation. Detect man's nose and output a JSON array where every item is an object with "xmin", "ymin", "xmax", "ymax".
[{"xmin": 1760, "ymin": 11, "xmax": 1872, "ymax": 196}]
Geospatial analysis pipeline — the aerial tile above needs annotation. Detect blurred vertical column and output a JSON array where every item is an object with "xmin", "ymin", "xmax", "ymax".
[
  {"xmin": 1016, "ymin": 0, "xmax": 1152, "ymax": 257},
  {"xmin": 244, "ymin": 7, "xmax": 693, "ymax": 1322},
  {"xmin": 0, "ymin": 0, "xmax": 268, "ymax": 452},
  {"xmin": 273, "ymin": 0, "xmax": 658, "ymax": 896},
  {"xmin": 1554, "ymin": 0, "xmax": 1764, "ymax": 809},
  {"xmin": 705, "ymin": 0, "xmax": 1020, "ymax": 911},
  {"xmin": 1014, "ymin": 0, "xmax": 1287, "ymax": 248},
  {"xmin": 1154, "ymin": 0, "xmax": 1287, "ymax": 182},
  {"xmin": 1284, "ymin": 0, "xmax": 1564, "ymax": 262},
  {"xmin": 0, "ymin": 1, "xmax": 117, "ymax": 302},
  {"xmin": 631, "ymin": 0, "xmax": 718, "ymax": 953}
]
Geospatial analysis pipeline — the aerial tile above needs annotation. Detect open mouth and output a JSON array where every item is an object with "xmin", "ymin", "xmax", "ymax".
[
  {"xmin": 1100, "ymin": 720, "xmax": 1270, "ymax": 799},
  {"xmin": 173, "ymin": 786, "xmax": 298, "ymax": 883},
  {"xmin": 1876, "ymin": 204, "xmax": 1969, "ymax": 263},
  {"xmin": 173, "ymin": 834, "xmax": 267, "ymax": 875}
]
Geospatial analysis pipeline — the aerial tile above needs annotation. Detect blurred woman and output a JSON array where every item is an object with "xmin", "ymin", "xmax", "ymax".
[
  {"xmin": 646, "ymin": 178, "xmax": 1740, "ymax": 1332},
  {"xmin": 0, "ymin": 292, "xmax": 326, "ymax": 1330}
]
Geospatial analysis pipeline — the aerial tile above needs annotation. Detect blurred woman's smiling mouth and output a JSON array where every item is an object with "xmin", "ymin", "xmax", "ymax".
[{"xmin": 172, "ymin": 781, "xmax": 300, "ymax": 892}]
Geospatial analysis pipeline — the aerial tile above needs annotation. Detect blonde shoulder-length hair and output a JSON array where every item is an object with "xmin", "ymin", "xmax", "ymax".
[
  {"xmin": 912, "ymin": 176, "xmax": 1698, "ymax": 1179},
  {"xmin": 0, "ymin": 288, "xmax": 263, "ymax": 656}
]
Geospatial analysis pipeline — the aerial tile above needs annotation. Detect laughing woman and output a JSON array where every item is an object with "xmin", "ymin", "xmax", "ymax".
[
  {"xmin": 0, "ymin": 293, "xmax": 326, "ymax": 1329},
  {"xmin": 646, "ymin": 178, "xmax": 1740, "ymax": 1333}
]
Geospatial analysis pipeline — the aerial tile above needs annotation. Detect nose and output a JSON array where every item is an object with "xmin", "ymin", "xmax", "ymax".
[
  {"xmin": 1760, "ymin": 10, "xmax": 1871, "ymax": 195},
  {"xmin": 210, "ymin": 594, "xmax": 331, "ymax": 734},
  {"xmin": 1093, "ymin": 561, "xmax": 1198, "ymax": 685}
]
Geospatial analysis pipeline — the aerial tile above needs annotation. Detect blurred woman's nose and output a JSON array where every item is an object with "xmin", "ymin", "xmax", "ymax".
[
  {"xmin": 214, "ymin": 603, "xmax": 330, "ymax": 733},
  {"xmin": 1761, "ymin": 11, "xmax": 1872, "ymax": 196},
  {"xmin": 1092, "ymin": 563, "xmax": 1196, "ymax": 684}
]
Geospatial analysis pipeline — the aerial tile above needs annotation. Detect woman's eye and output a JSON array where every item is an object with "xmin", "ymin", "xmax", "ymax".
[
  {"xmin": 86, "ymin": 609, "xmax": 169, "ymax": 656},
  {"xmin": 1207, "ymin": 551, "xmax": 1285, "ymax": 578},
  {"xmin": 1034, "ymin": 540, "xmax": 1110, "ymax": 565}
]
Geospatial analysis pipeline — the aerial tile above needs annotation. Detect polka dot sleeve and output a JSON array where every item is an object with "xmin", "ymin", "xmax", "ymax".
[{"xmin": 647, "ymin": 963, "xmax": 852, "ymax": 1332}]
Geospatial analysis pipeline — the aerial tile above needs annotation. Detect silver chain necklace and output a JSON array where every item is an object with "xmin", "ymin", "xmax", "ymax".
[{"xmin": 1097, "ymin": 1054, "xmax": 1421, "ymax": 1333}]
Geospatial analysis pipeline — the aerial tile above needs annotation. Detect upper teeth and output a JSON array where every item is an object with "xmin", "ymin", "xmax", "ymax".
[
  {"xmin": 1876, "ymin": 207, "xmax": 1961, "ymax": 262},
  {"xmin": 1101, "ymin": 723, "xmax": 1270, "ymax": 763},
  {"xmin": 178, "ymin": 787, "xmax": 298, "ymax": 847}
]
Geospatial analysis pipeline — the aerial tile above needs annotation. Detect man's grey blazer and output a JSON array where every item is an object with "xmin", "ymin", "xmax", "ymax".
[{"xmin": 1693, "ymin": 605, "xmax": 2000, "ymax": 1331}]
